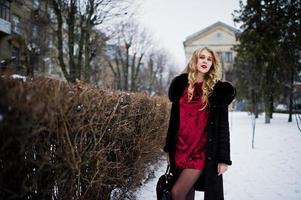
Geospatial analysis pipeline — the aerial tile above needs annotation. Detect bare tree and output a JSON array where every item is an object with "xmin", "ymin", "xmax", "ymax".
[
  {"xmin": 50, "ymin": 0, "xmax": 131, "ymax": 83},
  {"xmin": 106, "ymin": 20, "xmax": 151, "ymax": 91},
  {"xmin": 138, "ymin": 49, "xmax": 171, "ymax": 95}
]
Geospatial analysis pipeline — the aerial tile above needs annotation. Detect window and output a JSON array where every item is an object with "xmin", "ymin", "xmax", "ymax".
[
  {"xmin": 0, "ymin": 0, "xmax": 10, "ymax": 21},
  {"xmin": 225, "ymin": 52, "xmax": 233, "ymax": 63},
  {"xmin": 12, "ymin": 15, "xmax": 21, "ymax": 34},
  {"xmin": 216, "ymin": 51, "xmax": 223, "ymax": 61}
]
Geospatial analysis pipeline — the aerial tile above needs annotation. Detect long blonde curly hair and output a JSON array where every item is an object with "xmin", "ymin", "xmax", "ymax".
[{"xmin": 182, "ymin": 47, "xmax": 221, "ymax": 109}]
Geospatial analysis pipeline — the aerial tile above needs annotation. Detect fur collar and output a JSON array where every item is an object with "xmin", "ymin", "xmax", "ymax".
[{"xmin": 168, "ymin": 73, "xmax": 236, "ymax": 107}]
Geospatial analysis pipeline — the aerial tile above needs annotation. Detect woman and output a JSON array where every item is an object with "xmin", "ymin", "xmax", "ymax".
[{"xmin": 164, "ymin": 47, "xmax": 236, "ymax": 200}]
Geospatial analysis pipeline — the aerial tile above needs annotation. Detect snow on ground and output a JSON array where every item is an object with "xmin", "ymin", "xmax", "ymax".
[
  {"xmin": 10, "ymin": 74, "xmax": 27, "ymax": 82},
  {"xmin": 136, "ymin": 111, "xmax": 301, "ymax": 200}
]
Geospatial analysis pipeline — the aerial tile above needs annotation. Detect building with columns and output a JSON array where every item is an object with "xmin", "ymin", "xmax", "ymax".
[{"xmin": 183, "ymin": 21, "xmax": 240, "ymax": 82}]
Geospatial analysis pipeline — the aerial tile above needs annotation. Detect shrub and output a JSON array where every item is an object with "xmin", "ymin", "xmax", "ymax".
[{"xmin": 0, "ymin": 76, "xmax": 169, "ymax": 200}]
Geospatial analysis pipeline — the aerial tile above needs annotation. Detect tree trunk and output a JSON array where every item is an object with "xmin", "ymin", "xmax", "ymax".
[
  {"xmin": 269, "ymin": 94, "xmax": 273, "ymax": 119},
  {"xmin": 67, "ymin": 0, "xmax": 77, "ymax": 83},
  {"xmin": 264, "ymin": 96, "xmax": 271, "ymax": 123},
  {"xmin": 84, "ymin": 30, "xmax": 91, "ymax": 83},
  {"xmin": 147, "ymin": 57, "xmax": 154, "ymax": 95},
  {"xmin": 123, "ymin": 46, "xmax": 130, "ymax": 91},
  {"xmin": 115, "ymin": 57, "xmax": 122, "ymax": 90},
  {"xmin": 130, "ymin": 53, "xmax": 137, "ymax": 91},
  {"xmin": 130, "ymin": 53, "xmax": 143, "ymax": 91},
  {"xmin": 288, "ymin": 66, "xmax": 294, "ymax": 122},
  {"xmin": 83, "ymin": 0, "xmax": 95, "ymax": 83},
  {"xmin": 251, "ymin": 88, "xmax": 259, "ymax": 118},
  {"xmin": 265, "ymin": 110, "xmax": 270, "ymax": 123},
  {"xmin": 76, "ymin": 16, "xmax": 85, "ymax": 80},
  {"xmin": 52, "ymin": 0, "xmax": 70, "ymax": 81},
  {"xmin": 255, "ymin": 102, "xmax": 259, "ymax": 118},
  {"xmin": 264, "ymin": 88, "xmax": 271, "ymax": 123},
  {"xmin": 264, "ymin": 65, "xmax": 272, "ymax": 124}
]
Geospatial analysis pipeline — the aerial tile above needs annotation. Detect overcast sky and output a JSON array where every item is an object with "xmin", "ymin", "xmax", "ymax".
[{"xmin": 135, "ymin": 0, "xmax": 243, "ymax": 69}]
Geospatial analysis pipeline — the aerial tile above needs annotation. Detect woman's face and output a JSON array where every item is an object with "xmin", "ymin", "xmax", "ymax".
[{"xmin": 196, "ymin": 49, "xmax": 213, "ymax": 75}]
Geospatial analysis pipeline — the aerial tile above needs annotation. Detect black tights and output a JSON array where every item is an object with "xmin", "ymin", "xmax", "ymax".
[{"xmin": 171, "ymin": 169, "xmax": 202, "ymax": 200}]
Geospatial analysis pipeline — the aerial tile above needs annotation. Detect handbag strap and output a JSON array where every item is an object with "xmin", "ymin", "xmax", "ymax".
[{"xmin": 165, "ymin": 165, "xmax": 171, "ymax": 176}]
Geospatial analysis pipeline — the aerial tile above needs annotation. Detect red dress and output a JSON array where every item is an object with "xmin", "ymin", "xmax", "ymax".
[{"xmin": 175, "ymin": 82, "xmax": 209, "ymax": 170}]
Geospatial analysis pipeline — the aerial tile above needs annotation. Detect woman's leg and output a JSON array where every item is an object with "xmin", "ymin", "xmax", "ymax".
[
  {"xmin": 171, "ymin": 169, "xmax": 202, "ymax": 200},
  {"xmin": 186, "ymin": 187, "xmax": 195, "ymax": 200}
]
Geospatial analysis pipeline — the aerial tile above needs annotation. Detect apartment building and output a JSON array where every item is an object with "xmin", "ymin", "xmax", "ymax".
[
  {"xmin": 1, "ymin": 0, "xmax": 22, "ymax": 72},
  {"xmin": 0, "ymin": 0, "xmax": 60, "ymax": 77}
]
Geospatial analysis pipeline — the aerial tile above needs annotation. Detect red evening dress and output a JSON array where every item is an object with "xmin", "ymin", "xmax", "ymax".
[{"xmin": 175, "ymin": 82, "xmax": 209, "ymax": 170}]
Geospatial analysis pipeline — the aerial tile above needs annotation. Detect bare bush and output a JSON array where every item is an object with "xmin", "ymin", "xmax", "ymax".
[{"xmin": 0, "ymin": 76, "xmax": 169, "ymax": 199}]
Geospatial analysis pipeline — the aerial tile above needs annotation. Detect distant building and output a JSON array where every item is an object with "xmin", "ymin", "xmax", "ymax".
[
  {"xmin": 0, "ymin": 0, "xmax": 60, "ymax": 77},
  {"xmin": 0, "ymin": 0, "xmax": 26, "ymax": 73},
  {"xmin": 0, "ymin": 1, "xmax": 112, "ymax": 83},
  {"xmin": 0, "ymin": 0, "xmax": 65, "ymax": 79},
  {"xmin": 183, "ymin": 21, "xmax": 240, "ymax": 82}
]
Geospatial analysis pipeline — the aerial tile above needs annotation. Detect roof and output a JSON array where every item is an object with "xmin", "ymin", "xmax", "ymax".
[{"xmin": 184, "ymin": 21, "xmax": 240, "ymax": 43}]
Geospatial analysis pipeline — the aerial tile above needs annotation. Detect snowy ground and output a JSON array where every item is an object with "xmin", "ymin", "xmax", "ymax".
[{"xmin": 136, "ymin": 111, "xmax": 301, "ymax": 200}]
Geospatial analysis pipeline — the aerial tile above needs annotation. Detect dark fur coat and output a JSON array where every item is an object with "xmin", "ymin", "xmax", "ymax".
[{"xmin": 163, "ymin": 73, "xmax": 236, "ymax": 200}]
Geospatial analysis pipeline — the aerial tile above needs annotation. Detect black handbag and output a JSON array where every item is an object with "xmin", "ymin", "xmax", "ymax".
[{"xmin": 156, "ymin": 165, "xmax": 174, "ymax": 200}]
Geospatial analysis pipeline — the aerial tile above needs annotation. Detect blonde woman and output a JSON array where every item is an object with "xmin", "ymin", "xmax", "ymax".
[{"xmin": 163, "ymin": 47, "xmax": 236, "ymax": 200}]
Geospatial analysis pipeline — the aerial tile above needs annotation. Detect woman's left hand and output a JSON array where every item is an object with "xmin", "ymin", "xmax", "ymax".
[{"xmin": 217, "ymin": 163, "xmax": 228, "ymax": 176}]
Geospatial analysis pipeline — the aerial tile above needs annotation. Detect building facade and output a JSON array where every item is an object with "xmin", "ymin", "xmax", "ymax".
[
  {"xmin": 0, "ymin": 0, "xmax": 61, "ymax": 78},
  {"xmin": 183, "ymin": 21, "xmax": 240, "ymax": 82},
  {"xmin": 0, "ymin": 0, "xmax": 24, "ymax": 73}
]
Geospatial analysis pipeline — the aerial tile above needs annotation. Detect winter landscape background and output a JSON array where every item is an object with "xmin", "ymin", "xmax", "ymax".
[{"xmin": 137, "ymin": 111, "xmax": 301, "ymax": 200}]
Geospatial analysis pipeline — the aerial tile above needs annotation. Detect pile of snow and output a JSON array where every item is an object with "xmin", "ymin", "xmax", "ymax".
[
  {"xmin": 136, "ymin": 111, "xmax": 301, "ymax": 200},
  {"xmin": 10, "ymin": 74, "xmax": 27, "ymax": 82}
]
